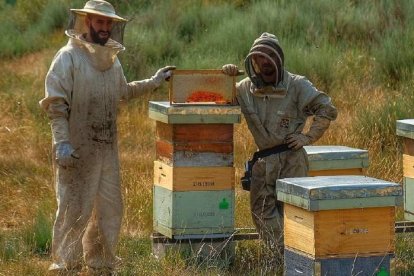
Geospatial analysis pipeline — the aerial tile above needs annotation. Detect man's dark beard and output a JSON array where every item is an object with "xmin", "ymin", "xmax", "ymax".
[{"xmin": 90, "ymin": 25, "xmax": 110, "ymax": 46}]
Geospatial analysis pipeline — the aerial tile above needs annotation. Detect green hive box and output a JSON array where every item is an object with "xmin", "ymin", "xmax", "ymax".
[
  {"xmin": 396, "ymin": 119, "xmax": 414, "ymax": 221},
  {"xmin": 148, "ymin": 101, "xmax": 241, "ymax": 124},
  {"xmin": 304, "ymin": 145, "xmax": 369, "ymax": 176},
  {"xmin": 153, "ymin": 186, "xmax": 235, "ymax": 238}
]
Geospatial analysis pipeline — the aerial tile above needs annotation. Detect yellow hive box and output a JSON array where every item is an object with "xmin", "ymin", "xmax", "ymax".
[{"xmin": 154, "ymin": 160, "xmax": 234, "ymax": 191}]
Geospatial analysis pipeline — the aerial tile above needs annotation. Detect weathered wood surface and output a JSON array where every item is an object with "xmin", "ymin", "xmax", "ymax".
[
  {"xmin": 156, "ymin": 122, "xmax": 234, "ymax": 142},
  {"xmin": 153, "ymin": 186, "xmax": 234, "ymax": 238},
  {"xmin": 403, "ymin": 154, "xmax": 414, "ymax": 178},
  {"xmin": 284, "ymin": 204, "xmax": 395, "ymax": 258},
  {"xmin": 149, "ymin": 101, "xmax": 241, "ymax": 124},
  {"xmin": 403, "ymin": 137, "xmax": 414, "ymax": 155},
  {"xmin": 156, "ymin": 151, "xmax": 234, "ymax": 167},
  {"xmin": 307, "ymin": 168, "xmax": 363, "ymax": 177},
  {"xmin": 396, "ymin": 119, "xmax": 414, "ymax": 139},
  {"xmin": 277, "ymin": 191, "xmax": 402, "ymax": 211},
  {"xmin": 276, "ymin": 175, "xmax": 403, "ymax": 202},
  {"xmin": 156, "ymin": 140, "xmax": 234, "ymax": 156},
  {"xmin": 284, "ymin": 247, "xmax": 394, "ymax": 276},
  {"xmin": 304, "ymin": 145, "xmax": 369, "ymax": 171},
  {"xmin": 169, "ymin": 70, "xmax": 236, "ymax": 104},
  {"xmin": 153, "ymin": 160, "xmax": 234, "ymax": 191}
]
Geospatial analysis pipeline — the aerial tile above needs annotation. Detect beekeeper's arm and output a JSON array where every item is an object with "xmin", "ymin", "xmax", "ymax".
[
  {"xmin": 286, "ymin": 77, "xmax": 338, "ymax": 150},
  {"xmin": 40, "ymin": 51, "xmax": 78, "ymax": 167},
  {"xmin": 122, "ymin": 65, "xmax": 176, "ymax": 100}
]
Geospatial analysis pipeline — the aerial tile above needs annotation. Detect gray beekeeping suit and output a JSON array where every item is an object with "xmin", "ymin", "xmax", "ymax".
[
  {"xmin": 227, "ymin": 33, "xmax": 337, "ymax": 250},
  {"xmin": 39, "ymin": 0, "xmax": 174, "ymax": 271}
]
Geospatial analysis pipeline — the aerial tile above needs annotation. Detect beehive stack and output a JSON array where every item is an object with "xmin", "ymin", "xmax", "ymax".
[
  {"xmin": 277, "ymin": 175, "xmax": 402, "ymax": 275},
  {"xmin": 396, "ymin": 119, "xmax": 414, "ymax": 221},
  {"xmin": 149, "ymin": 70, "xmax": 241, "ymax": 264},
  {"xmin": 304, "ymin": 145, "xmax": 369, "ymax": 177}
]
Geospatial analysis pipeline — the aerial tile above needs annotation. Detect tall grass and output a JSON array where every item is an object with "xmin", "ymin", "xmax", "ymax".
[{"xmin": 1, "ymin": 0, "xmax": 414, "ymax": 274}]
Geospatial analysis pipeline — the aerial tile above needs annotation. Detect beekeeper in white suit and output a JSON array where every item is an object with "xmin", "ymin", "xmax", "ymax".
[
  {"xmin": 40, "ymin": 0, "xmax": 175, "ymax": 272},
  {"xmin": 223, "ymin": 33, "xmax": 337, "ymax": 255}
]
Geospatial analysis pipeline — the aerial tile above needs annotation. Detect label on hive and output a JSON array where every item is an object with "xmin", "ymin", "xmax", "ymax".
[
  {"xmin": 153, "ymin": 186, "xmax": 235, "ymax": 237},
  {"xmin": 284, "ymin": 204, "xmax": 395, "ymax": 258},
  {"xmin": 154, "ymin": 160, "xmax": 234, "ymax": 191}
]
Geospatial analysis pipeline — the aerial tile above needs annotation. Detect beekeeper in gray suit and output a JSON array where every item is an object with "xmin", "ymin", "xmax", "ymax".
[
  {"xmin": 40, "ymin": 0, "xmax": 174, "ymax": 273},
  {"xmin": 223, "ymin": 33, "xmax": 337, "ymax": 252}
]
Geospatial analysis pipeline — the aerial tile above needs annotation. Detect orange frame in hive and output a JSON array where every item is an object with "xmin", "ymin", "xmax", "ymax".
[{"xmin": 169, "ymin": 70, "xmax": 236, "ymax": 105}]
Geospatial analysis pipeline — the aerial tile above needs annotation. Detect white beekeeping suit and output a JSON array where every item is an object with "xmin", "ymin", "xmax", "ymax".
[
  {"xmin": 223, "ymin": 33, "xmax": 337, "ymax": 255},
  {"xmin": 40, "ymin": 0, "xmax": 174, "ymax": 272}
]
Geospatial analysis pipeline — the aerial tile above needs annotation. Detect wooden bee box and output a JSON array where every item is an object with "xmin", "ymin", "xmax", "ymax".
[
  {"xmin": 277, "ymin": 176, "xmax": 402, "ymax": 258},
  {"xmin": 304, "ymin": 146, "xmax": 369, "ymax": 176},
  {"xmin": 284, "ymin": 204, "xmax": 395, "ymax": 258},
  {"xmin": 155, "ymin": 121, "xmax": 234, "ymax": 166},
  {"xmin": 153, "ymin": 186, "xmax": 234, "ymax": 238},
  {"xmin": 284, "ymin": 247, "xmax": 394, "ymax": 276},
  {"xmin": 154, "ymin": 160, "xmax": 234, "ymax": 191},
  {"xmin": 149, "ymin": 101, "xmax": 241, "ymax": 124},
  {"xmin": 169, "ymin": 70, "xmax": 236, "ymax": 105},
  {"xmin": 396, "ymin": 119, "xmax": 414, "ymax": 221}
]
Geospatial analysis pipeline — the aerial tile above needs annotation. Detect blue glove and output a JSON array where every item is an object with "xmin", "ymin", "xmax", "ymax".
[{"xmin": 55, "ymin": 141, "xmax": 79, "ymax": 168}]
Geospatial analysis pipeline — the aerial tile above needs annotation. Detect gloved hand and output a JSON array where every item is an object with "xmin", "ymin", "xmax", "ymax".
[
  {"xmin": 55, "ymin": 141, "xmax": 79, "ymax": 168},
  {"xmin": 152, "ymin": 66, "xmax": 176, "ymax": 87},
  {"xmin": 286, "ymin": 117, "xmax": 331, "ymax": 150},
  {"xmin": 286, "ymin": 133, "xmax": 311, "ymax": 150},
  {"xmin": 222, "ymin": 64, "xmax": 239, "ymax": 76}
]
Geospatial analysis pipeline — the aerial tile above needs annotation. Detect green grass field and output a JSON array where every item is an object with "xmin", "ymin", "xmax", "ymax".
[{"xmin": 1, "ymin": 0, "xmax": 414, "ymax": 275}]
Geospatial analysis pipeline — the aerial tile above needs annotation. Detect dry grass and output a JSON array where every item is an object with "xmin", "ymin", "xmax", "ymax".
[{"xmin": 1, "ymin": 45, "xmax": 414, "ymax": 274}]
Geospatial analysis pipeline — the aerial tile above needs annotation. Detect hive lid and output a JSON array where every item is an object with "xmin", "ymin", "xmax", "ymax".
[
  {"xmin": 276, "ymin": 175, "xmax": 402, "ymax": 201},
  {"xmin": 397, "ymin": 119, "xmax": 414, "ymax": 139},
  {"xmin": 304, "ymin": 146, "xmax": 369, "ymax": 170},
  {"xmin": 169, "ymin": 69, "xmax": 236, "ymax": 105}
]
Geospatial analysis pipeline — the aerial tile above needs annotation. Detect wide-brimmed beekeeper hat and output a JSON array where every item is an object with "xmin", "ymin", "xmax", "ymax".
[{"xmin": 71, "ymin": 0, "xmax": 127, "ymax": 22}]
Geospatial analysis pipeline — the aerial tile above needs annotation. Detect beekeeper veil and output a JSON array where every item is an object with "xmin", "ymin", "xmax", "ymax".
[
  {"xmin": 245, "ymin": 32, "xmax": 286, "ymax": 97},
  {"xmin": 67, "ymin": 0, "xmax": 127, "ymax": 45}
]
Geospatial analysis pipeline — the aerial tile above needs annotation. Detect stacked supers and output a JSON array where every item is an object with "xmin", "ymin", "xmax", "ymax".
[
  {"xmin": 279, "ymin": 175, "xmax": 402, "ymax": 275},
  {"xmin": 149, "ymin": 70, "xmax": 241, "ymax": 264}
]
